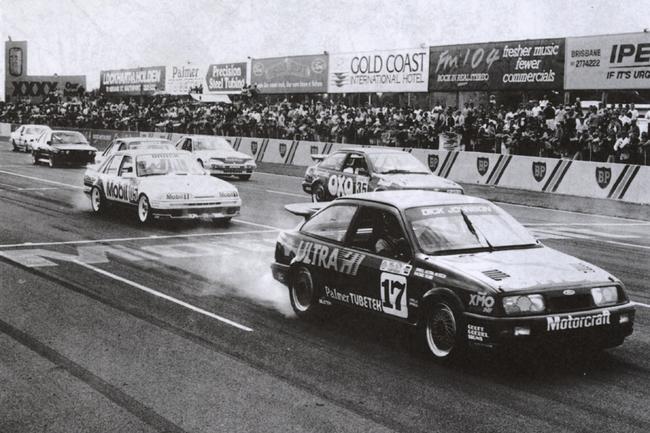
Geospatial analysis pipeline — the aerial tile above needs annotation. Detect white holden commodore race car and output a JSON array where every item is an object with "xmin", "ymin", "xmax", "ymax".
[
  {"xmin": 11, "ymin": 124, "xmax": 51, "ymax": 152},
  {"xmin": 83, "ymin": 149, "xmax": 241, "ymax": 224},
  {"xmin": 175, "ymin": 135, "xmax": 256, "ymax": 180}
]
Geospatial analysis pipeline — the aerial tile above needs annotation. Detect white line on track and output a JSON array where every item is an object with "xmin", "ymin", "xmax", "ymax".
[
  {"xmin": 265, "ymin": 189, "xmax": 305, "ymax": 197},
  {"xmin": 72, "ymin": 260, "xmax": 253, "ymax": 332},
  {"xmin": 631, "ymin": 301, "xmax": 650, "ymax": 309},
  {"xmin": 0, "ymin": 169, "xmax": 83, "ymax": 189},
  {"xmin": 495, "ymin": 201, "xmax": 649, "ymax": 223},
  {"xmin": 254, "ymin": 171, "xmax": 303, "ymax": 179},
  {"xmin": 526, "ymin": 222, "xmax": 650, "ymax": 227},
  {"xmin": 232, "ymin": 219, "xmax": 284, "ymax": 230},
  {"xmin": 0, "ymin": 229, "xmax": 278, "ymax": 249},
  {"xmin": 590, "ymin": 238, "xmax": 650, "ymax": 251}
]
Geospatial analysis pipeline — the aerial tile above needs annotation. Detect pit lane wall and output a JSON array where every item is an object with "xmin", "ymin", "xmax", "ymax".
[{"xmin": 1, "ymin": 123, "xmax": 648, "ymax": 204}]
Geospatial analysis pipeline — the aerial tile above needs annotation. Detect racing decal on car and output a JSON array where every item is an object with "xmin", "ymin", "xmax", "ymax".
[
  {"xmin": 380, "ymin": 272, "xmax": 408, "ymax": 318},
  {"xmin": 468, "ymin": 293, "xmax": 495, "ymax": 313},
  {"xmin": 532, "ymin": 161, "xmax": 547, "ymax": 182},
  {"xmin": 595, "ymin": 166, "xmax": 612, "ymax": 189},
  {"xmin": 324, "ymin": 286, "xmax": 383, "ymax": 312},
  {"xmin": 414, "ymin": 268, "xmax": 434, "ymax": 280},
  {"xmin": 546, "ymin": 311, "xmax": 611, "ymax": 331},
  {"xmin": 326, "ymin": 174, "xmax": 369, "ymax": 198},
  {"xmin": 467, "ymin": 324, "xmax": 489, "ymax": 342},
  {"xmin": 105, "ymin": 179, "xmax": 137, "ymax": 203},
  {"xmin": 380, "ymin": 259, "xmax": 412, "ymax": 276},
  {"xmin": 294, "ymin": 240, "xmax": 365, "ymax": 276},
  {"xmin": 477, "ymin": 157, "xmax": 489, "ymax": 176}
]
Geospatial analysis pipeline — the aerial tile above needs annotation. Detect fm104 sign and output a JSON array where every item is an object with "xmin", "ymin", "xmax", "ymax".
[
  {"xmin": 100, "ymin": 66, "xmax": 165, "ymax": 95},
  {"xmin": 429, "ymin": 38, "xmax": 564, "ymax": 91},
  {"xmin": 328, "ymin": 48, "xmax": 429, "ymax": 93},
  {"xmin": 565, "ymin": 33, "xmax": 650, "ymax": 89},
  {"xmin": 204, "ymin": 62, "xmax": 247, "ymax": 93}
]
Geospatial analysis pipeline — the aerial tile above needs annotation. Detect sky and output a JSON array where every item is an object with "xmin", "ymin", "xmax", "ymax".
[{"xmin": 1, "ymin": 0, "xmax": 649, "ymax": 98}]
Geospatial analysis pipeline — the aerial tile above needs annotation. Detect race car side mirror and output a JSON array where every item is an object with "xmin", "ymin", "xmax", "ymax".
[
  {"xmin": 358, "ymin": 168, "xmax": 369, "ymax": 176},
  {"xmin": 394, "ymin": 238, "xmax": 411, "ymax": 261},
  {"xmin": 46, "ymin": 140, "xmax": 51, "ymax": 145}
]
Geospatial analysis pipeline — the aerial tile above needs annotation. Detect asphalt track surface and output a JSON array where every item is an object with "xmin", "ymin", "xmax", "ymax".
[{"xmin": 0, "ymin": 141, "xmax": 648, "ymax": 433}]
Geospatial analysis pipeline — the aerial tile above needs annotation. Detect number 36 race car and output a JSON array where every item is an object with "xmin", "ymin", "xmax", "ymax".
[
  {"xmin": 83, "ymin": 149, "xmax": 241, "ymax": 224},
  {"xmin": 271, "ymin": 191, "xmax": 635, "ymax": 361},
  {"xmin": 303, "ymin": 147, "xmax": 463, "ymax": 202}
]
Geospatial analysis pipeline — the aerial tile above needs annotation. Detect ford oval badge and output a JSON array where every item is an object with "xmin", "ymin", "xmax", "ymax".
[{"xmin": 563, "ymin": 289, "xmax": 576, "ymax": 296}]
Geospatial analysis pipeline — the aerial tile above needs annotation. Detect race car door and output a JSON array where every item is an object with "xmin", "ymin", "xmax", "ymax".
[
  {"xmin": 344, "ymin": 204, "xmax": 414, "ymax": 321},
  {"xmin": 328, "ymin": 152, "xmax": 370, "ymax": 199}
]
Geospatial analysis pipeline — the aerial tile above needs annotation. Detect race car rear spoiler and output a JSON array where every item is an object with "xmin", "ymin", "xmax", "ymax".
[
  {"xmin": 284, "ymin": 202, "xmax": 327, "ymax": 220},
  {"xmin": 310, "ymin": 154, "xmax": 328, "ymax": 162}
]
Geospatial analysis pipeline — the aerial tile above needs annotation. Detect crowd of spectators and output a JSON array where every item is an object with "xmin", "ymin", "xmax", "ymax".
[{"xmin": 1, "ymin": 92, "xmax": 649, "ymax": 164}]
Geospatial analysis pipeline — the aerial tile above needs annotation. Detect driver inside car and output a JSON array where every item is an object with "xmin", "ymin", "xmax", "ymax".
[{"xmin": 373, "ymin": 212, "xmax": 405, "ymax": 257}]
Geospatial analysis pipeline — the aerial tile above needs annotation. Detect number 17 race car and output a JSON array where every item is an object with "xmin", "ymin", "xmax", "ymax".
[
  {"xmin": 84, "ymin": 149, "xmax": 241, "ymax": 224},
  {"xmin": 271, "ymin": 191, "xmax": 635, "ymax": 361}
]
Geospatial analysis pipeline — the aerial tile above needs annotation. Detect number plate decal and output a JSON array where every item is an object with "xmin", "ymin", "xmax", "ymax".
[{"xmin": 380, "ymin": 272, "xmax": 408, "ymax": 318}]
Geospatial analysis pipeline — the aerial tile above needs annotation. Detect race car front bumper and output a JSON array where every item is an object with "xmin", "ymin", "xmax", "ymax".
[
  {"xmin": 463, "ymin": 302, "xmax": 635, "ymax": 349},
  {"xmin": 149, "ymin": 199, "xmax": 241, "ymax": 220},
  {"xmin": 301, "ymin": 180, "xmax": 314, "ymax": 194},
  {"xmin": 208, "ymin": 164, "xmax": 255, "ymax": 176},
  {"xmin": 271, "ymin": 262, "xmax": 290, "ymax": 285}
]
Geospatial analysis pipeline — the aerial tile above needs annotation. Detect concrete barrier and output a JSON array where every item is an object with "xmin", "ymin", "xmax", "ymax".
[{"xmin": 3, "ymin": 123, "xmax": 649, "ymax": 205}]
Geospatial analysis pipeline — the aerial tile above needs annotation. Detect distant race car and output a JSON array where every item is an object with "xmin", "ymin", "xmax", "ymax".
[
  {"xmin": 10, "ymin": 124, "xmax": 51, "ymax": 152},
  {"xmin": 175, "ymin": 135, "xmax": 256, "ymax": 180},
  {"xmin": 271, "ymin": 191, "xmax": 635, "ymax": 361},
  {"xmin": 302, "ymin": 147, "xmax": 463, "ymax": 202},
  {"xmin": 94, "ymin": 137, "xmax": 176, "ymax": 166},
  {"xmin": 84, "ymin": 149, "xmax": 241, "ymax": 224},
  {"xmin": 32, "ymin": 129, "xmax": 97, "ymax": 167}
]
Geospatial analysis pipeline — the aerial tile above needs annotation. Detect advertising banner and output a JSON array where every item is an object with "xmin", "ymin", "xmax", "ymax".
[
  {"xmin": 251, "ymin": 55, "xmax": 328, "ymax": 93},
  {"xmin": 204, "ymin": 62, "xmax": 247, "ymax": 93},
  {"xmin": 328, "ymin": 47, "xmax": 429, "ymax": 93},
  {"xmin": 429, "ymin": 38, "xmax": 564, "ymax": 91},
  {"xmin": 9, "ymin": 76, "xmax": 86, "ymax": 100},
  {"xmin": 565, "ymin": 33, "xmax": 650, "ymax": 89},
  {"xmin": 100, "ymin": 66, "xmax": 165, "ymax": 95},
  {"xmin": 165, "ymin": 64, "xmax": 206, "ymax": 95}
]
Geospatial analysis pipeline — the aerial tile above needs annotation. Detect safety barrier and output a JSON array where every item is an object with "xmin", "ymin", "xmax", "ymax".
[{"xmin": 2, "ymin": 122, "xmax": 649, "ymax": 204}]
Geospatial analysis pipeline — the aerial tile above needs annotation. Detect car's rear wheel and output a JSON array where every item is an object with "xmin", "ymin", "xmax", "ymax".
[
  {"xmin": 311, "ymin": 183, "xmax": 326, "ymax": 202},
  {"xmin": 422, "ymin": 300, "xmax": 464, "ymax": 362},
  {"xmin": 137, "ymin": 194, "xmax": 152, "ymax": 224},
  {"xmin": 90, "ymin": 187, "xmax": 106, "ymax": 214},
  {"xmin": 290, "ymin": 267, "xmax": 320, "ymax": 318},
  {"xmin": 238, "ymin": 174, "xmax": 251, "ymax": 181}
]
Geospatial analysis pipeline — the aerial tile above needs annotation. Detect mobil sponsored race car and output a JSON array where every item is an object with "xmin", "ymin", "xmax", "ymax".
[
  {"xmin": 84, "ymin": 149, "xmax": 241, "ymax": 224},
  {"xmin": 175, "ymin": 135, "xmax": 256, "ymax": 180},
  {"xmin": 271, "ymin": 191, "xmax": 635, "ymax": 361},
  {"xmin": 302, "ymin": 147, "xmax": 463, "ymax": 202}
]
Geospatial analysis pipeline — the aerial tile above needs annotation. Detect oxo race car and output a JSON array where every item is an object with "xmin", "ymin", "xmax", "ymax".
[
  {"xmin": 84, "ymin": 149, "xmax": 241, "ymax": 224},
  {"xmin": 271, "ymin": 191, "xmax": 635, "ymax": 361},
  {"xmin": 302, "ymin": 147, "xmax": 463, "ymax": 202}
]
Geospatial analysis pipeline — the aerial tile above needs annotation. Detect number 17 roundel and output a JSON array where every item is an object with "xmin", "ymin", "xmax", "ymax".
[{"xmin": 380, "ymin": 273, "xmax": 408, "ymax": 318}]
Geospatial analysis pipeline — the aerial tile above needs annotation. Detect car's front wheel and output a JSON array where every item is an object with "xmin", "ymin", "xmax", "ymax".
[
  {"xmin": 90, "ymin": 187, "xmax": 106, "ymax": 214},
  {"xmin": 137, "ymin": 194, "xmax": 152, "ymax": 224},
  {"xmin": 289, "ymin": 267, "xmax": 320, "ymax": 318},
  {"xmin": 311, "ymin": 183, "xmax": 326, "ymax": 202},
  {"xmin": 421, "ymin": 300, "xmax": 464, "ymax": 362}
]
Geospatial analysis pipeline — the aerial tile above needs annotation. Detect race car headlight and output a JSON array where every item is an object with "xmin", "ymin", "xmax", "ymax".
[
  {"xmin": 211, "ymin": 158, "xmax": 225, "ymax": 165},
  {"xmin": 245, "ymin": 159, "xmax": 256, "ymax": 167},
  {"xmin": 447, "ymin": 189, "xmax": 464, "ymax": 194},
  {"xmin": 219, "ymin": 190, "xmax": 239, "ymax": 198},
  {"xmin": 591, "ymin": 286, "xmax": 619, "ymax": 306},
  {"xmin": 502, "ymin": 294, "xmax": 545, "ymax": 315}
]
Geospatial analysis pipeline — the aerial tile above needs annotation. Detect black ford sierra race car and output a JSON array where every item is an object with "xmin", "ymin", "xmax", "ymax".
[
  {"xmin": 302, "ymin": 147, "xmax": 463, "ymax": 202},
  {"xmin": 271, "ymin": 191, "xmax": 635, "ymax": 361}
]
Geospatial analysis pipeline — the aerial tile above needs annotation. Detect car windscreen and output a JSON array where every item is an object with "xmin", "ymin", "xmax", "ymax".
[
  {"xmin": 136, "ymin": 153, "xmax": 204, "ymax": 177},
  {"xmin": 194, "ymin": 138, "xmax": 232, "ymax": 151},
  {"xmin": 405, "ymin": 203, "xmax": 538, "ymax": 254},
  {"xmin": 51, "ymin": 131, "xmax": 88, "ymax": 144},
  {"xmin": 368, "ymin": 153, "xmax": 430, "ymax": 174},
  {"xmin": 127, "ymin": 141, "xmax": 173, "ymax": 150}
]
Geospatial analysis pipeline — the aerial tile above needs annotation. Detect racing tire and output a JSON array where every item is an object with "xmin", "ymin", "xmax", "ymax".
[
  {"xmin": 238, "ymin": 175, "xmax": 251, "ymax": 181},
  {"xmin": 289, "ymin": 267, "xmax": 321, "ymax": 319},
  {"xmin": 11, "ymin": 140, "xmax": 18, "ymax": 152},
  {"xmin": 48, "ymin": 155, "xmax": 57, "ymax": 168},
  {"xmin": 420, "ymin": 300, "xmax": 465, "ymax": 362},
  {"xmin": 90, "ymin": 187, "xmax": 106, "ymax": 214},
  {"xmin": 197, "ymin": 159, "xmax": 204, "ymax": 168},
  {"xmin": 311, "ymin": 183, "xmax": 327, "ymax": 202},
  {"xmin": 137, "ymin": 194, "xmax": 152, "ymax": 224}
]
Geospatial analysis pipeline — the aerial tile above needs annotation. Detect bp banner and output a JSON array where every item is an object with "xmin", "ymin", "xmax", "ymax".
[
  {"xmin": 165, "ymin": 64, "xmax": 206, "ymax": 95},
  {"xmin": 251, "ymin": 55, "xmax": 328, "ymax": 93},
  {"xmin": 100, "ymin": 66, "xmax": 165, "ymax": 95},
  {"xmin": 204, "ymin": 62, "xmax": 247, "ymax": 94},
  {"xmin": 565, "ymin": 33, "xmax": 650, "ymax": 89},
  {"xmin": 328, "ymin": 47, "xmax": 429, "ymax": 93},
  {"xmin": 429, "ymin": 39, "xmax": 564, "ymax": 91}
]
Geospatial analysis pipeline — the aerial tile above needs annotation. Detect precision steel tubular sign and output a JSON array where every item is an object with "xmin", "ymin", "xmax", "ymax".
[
  {"xmin": 100, "ymin": 66, "xmax": 166, "ymax": 95},
  {"xmin": 429, "ymin": 38, "xmax": 564, "ymax": 91},
  {"xmin": 565, "ymin": 32, "xmax": 650, "ymax": 89},
  {"xmin": 251, "ymin": 55, "xmax": 328, "ymax": 93},
  {"xmin": 328, "ymin": 47, "xmax": 430, "ymax": 93},
  {"xmin": 204, "ymin": 62, "xmax": 247, "ymax": 93}
]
